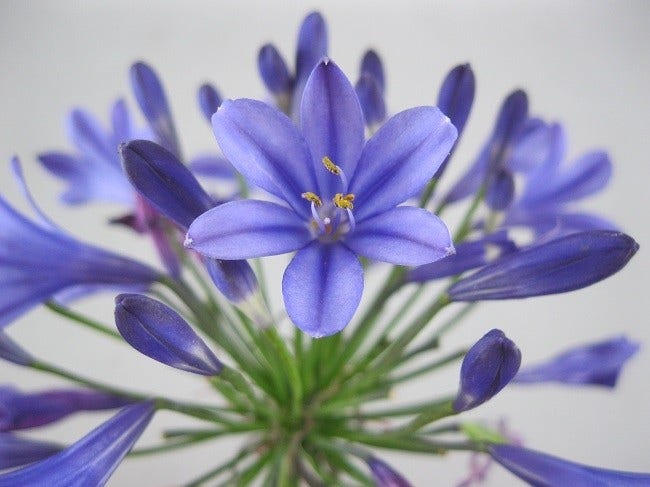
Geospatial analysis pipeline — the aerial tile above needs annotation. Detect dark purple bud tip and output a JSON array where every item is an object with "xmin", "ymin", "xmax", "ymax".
[
  {"xmin": 367, "ymin": 456, "xmax": 414, "ymax": 487},
  {"xmin": 453, "ymin": 329, "xmax": 521, "ymax": 412},
  {"xmin": 449, "ymin": 231, "xmax": 639, "ymax": 301},
  {"xmin": 437, "ymin": 63, "xmax": 475, "ymax": 136},
  {"xmin": 197, "ymin": 83, "xmax": 223, "ymax": 122},
  {"xmin": 258, "ymin": 44, "xmax": 292, "ymax": 95},
  {"xmin": 0, "ymin": 332, "xmax": 33, "ymax": 366},
  {"xmin": 115, "ymin": 294, "xmax": 223, "ymax": 376}
]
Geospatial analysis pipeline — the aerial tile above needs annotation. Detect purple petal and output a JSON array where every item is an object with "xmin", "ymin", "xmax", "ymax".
[
  {"xmin": 485, "ymin": 168, "xmax": 515, "ymax": 211},
  {"xmin": 301, "ymin": 59, "xmax": 365, "ymax": 196},
  {"xmin": 355, "ymin": 74, "xmax": 386, "ymax": 127},
  {"xmin": 120, "ymin": 140, "xmax": 213, "ymax": 229},
  {"xmin": 367, "ymin": 456, "xmax": 413, "ymax": 487},
  {"xmin": 205, "ymin": 258, "xmax": 259, "ymax": 304},
  {"xmin": 258, "ymin": 44, "xmax": 292, "ymax": 95},
  {"xmin": 282, "ymin": 242, "xmax": 363, "ymax": 337},
  {"xmin": 360, "ymin": 50, "xmax": 385, "ymax": 93},
  {"xmin": 197, "ymin": 83, "xmax": 223, "ymax": 123},
  {"xmin": 490, "ymin": 444, "xmax": 650, "ymax": 487},
  {"xmin": 115, "ymin": 294, "xmax": 223, "ymax": 376},
  {"xmin": 346, "ymin": 206, "xmax": 454, "ymax": 266},
  {"xmin": 0, "ymin": 388, "xmax": 131, "ymax": 432},
  {"xmin": 453, "ymin": 329, "xmax": 521, "ymax": 412},
  {"xmin": 437, "ymin": 63, "xmax": 475, "ymax": 138},
  {"xmin": 0, "ymin": 195, "xmax": 158, "ymax": 328},
  {"xmin": 188, "ymin": 154, "xmax": 236, "ymax": 180},
  {"xmin": 294, "ymin": 11, "xmax": 327, "ymax": 90},
  {"xmin": 0, "ymin": 332, "xmax": 33, "ymax": 366},
  {"xmin": 507, "ymin": 118, "xmax": 554, "ymax": 172},
  {"xmin": 212, "ymin": 98, "xmax": 318, "ymax": 216},
  {"xmin": 0, "ymin": 402, "xmax": 154, "ymax": 486},
  {"xmin": 449, "ymin": 231, "xmax": 638, "ymax": 301},
  {"xmin": 186, "ymin": 200, "xmax": 311, "ymax": 259},
  {"xmin": 407, "ymin": 231, "xmax": 516, "ymax": 282},
  {"xmin": 66, "ymin": 109, "xmax": 115, "ymax": 163},
  {"xmin": 110, "ymin": 99, "xmax": 133, "ymax": 146},
  {"xmin": 350, "ymin": 107, "xmax": 457, "ymax": 221},
  {"xmin": 514, "ymin": 336, "xmax": 639, "ymax": 387},
  {"xmin": 130, "ymin": 61, "xmax": 180, "ymax": 156},
  {"xmin": 0, "ymin": 434, "xmax": 61, "ymax": 470}
]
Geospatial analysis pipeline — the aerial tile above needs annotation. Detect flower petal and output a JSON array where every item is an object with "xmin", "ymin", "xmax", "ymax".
[
  {"xmin": 350, "ymin": 107, "xmax": 457, "ymax": 221},
  {"xmin": 115, "ymin": 294, "xmax": 223, "ymax": 376},
  {"xmin": 367, "ymin": 456, "xmax": 413, "ymax": 487},
  {"xmin": 301, "ymin": 59, "xmax": 365, "ymax": 196},
  {"xmin": 359, "ymin": 50, "xmax": 385, "ymax": 93},
  {"xmin": 294, "ymin": 11, "xmax": 327, "ymax": 91},
  {"xmin": 189, "ymin": 155, "xmax": 236, "ymax": 180},
  {"xmin": 66, "ymin": 109, "xmax": 115, "ymax": 164},
  {"xmin": 282, "ymin": 242, "xmax": 363, "ymax": 337},
  {"xmin": 448, "ymin": 231, "xmax": 638, "ymax": 301},
  {"xmin": 355, "ymin": 74, "xmax": 386, "ymax": 128},
  {"xmin": 0, "ymin": 332, "xmax": 33, "ymax": 366},
  {"xmin": 437, "ymin": 63, "xmax": 475, "ymax": 138},
  {"xmin": 130, "ymin": 61, "xmax": 180, "ymax": 157},
  {"xmin": 120, "ymin": 140, "xmax": 213, "ymax": 229},
  {"xmin": 0, "ymin": 402, "xmax": 154, "ymax": 486},
  {"xmin": 490, "ymin": 444, "xmax": 650, "ymax": 486},
  {"xmin": 258, "ymin": 44, "xmax": 292, "ymax": 95},
  {"xmin": 205, "ymin": 258, "xmax": 259, "ymax": 304},
  {"xmin": 346, "ymin": 206, "xmax": 454, "ymax": 266},
  {"xmin": 212, "ymin": 99, "xmax": 318, "ymax": 216},
  {"xmin": 186, "ymin": 200, "xmax": 312, "ymax": 259},
  {"xmin": 453, "ymin": 329, "xmax": 521, "ymax": 412},
  {"xmin": 514, "ymin": 336, "xmax": 639, "ymax": 387}
]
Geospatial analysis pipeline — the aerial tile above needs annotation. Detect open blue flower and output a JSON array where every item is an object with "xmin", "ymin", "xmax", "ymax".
[{"xmin": 186, "ymin": 59, "xmax": 457, "ymax": 337}]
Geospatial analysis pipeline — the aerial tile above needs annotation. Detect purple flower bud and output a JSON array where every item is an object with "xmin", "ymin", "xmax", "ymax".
[
  {"xmin": 514, "ymin": 336, "xmax": 639, "ymax": 387},
  {"xmin": 0, "ymin": 434, "xmax": 61, "ymax": 470},
  {"xmin": 449, "ymin": 231, "xmax": 638, "ymax": 301},
  {"xmin": 437, "ymin": 63, "xmax": 475, "ymax": 138},
  {"xmin": 367, "ymin": 456, "xmax": 413, "ymax": 487},
  {"xmin": 360, "ymin": 50, "xmax": 385, "ymax": 93},
  {"xmin": 295, "ymin": 12, "xmax": 327, "ymax": 87},
  {"xmin": 0, "ymin": 402, "xmax": 154, "ymax": 486},
  {"xmin": 0, "ymin": 387, "xmax": 131, "ymax": 432},
  {"xmin": 120, "ymin": 140, "xmax": 214, "ymax": 230},
  {"xmin": 0, "ymin": 332, "xmax": 33, "ymax": 366},
  {"xmin": 129, "ymin": 61, "xmax": 180, "ymax": 157},
  {"xmin": 356, "ymin": 74, "xmax": 386, "ymax": 127},
  {"xmin": 453, "ymin": 329, "xmax": 521, "ymax": 412},
  {"xmin": 490, "ymin": 444, "xmax": 650, "ymax": 486},
  {"xmin": 258, "ymin": 44, "xmax": 292, "ymax": 95},
  {"xmin": 205, "ymin": 259, "xmax": 258, "ymax": 304},
  {"xmin": 197, "ymin": 83, "xmax": 223, "ymax": 122},
  {"xmin": 486, "ymin": 168, "xmax": 515, "ymax": 211},
  {"xmin": 114, "ymin": 294, "xmax": 223, "ymax": 376}
]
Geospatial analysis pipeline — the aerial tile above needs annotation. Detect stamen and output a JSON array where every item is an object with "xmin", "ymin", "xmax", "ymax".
[
  {"xmin": 346, "ymin": 208, "xmax": 356, "ymax": 232},
  {"xmin": 322, "ymin": 156, "xmax": 341, "ymax": 175},
  {"xmin": 333, "ymin": 193, "xmax": 355, "ymax": 210},
  {"xmin": 301, "ymin": 192, "xmax": 322, "ymax": 207}
]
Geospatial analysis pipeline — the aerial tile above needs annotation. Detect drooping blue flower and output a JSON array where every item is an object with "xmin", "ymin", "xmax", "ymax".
[
  {"xmin": 0, "ymin": 387, "xmax": 131, "ymax": 431},
  {"xmin": 0, "ymin": 161, "xmax": 159, "ymax": 328},
  {"xmin": 115, "ymin": 294, "xmax": 223, "ymax": 375},
  {"xmin": 448, "ymin": 231, "xmax": 638, "ymax": 302},
  {"xmin": 0, "ymin": 434, "xmax": 61, "ymax": 470},
  {"xmin": 0, "ymin": 401, "xmax": 154, "ymax": 486},
  {"xmin": 367, "ymin": 456, "xmax": 413, "ymax": 486},
  {"xmin": 120, "ymin": 140, "xmax": 258, "ymax": 304},
  {"xmin": 187, "ymin": 59, "xmax": 457, "ymax": 336},
  {"xmin": 453, "ymin": 329, "xmax": 521, "ymax": 412},
  {"xmin": 514, "ymin": 336, "xmax": 639, "ymax": 387},
  {"xmin": 490, "ymin": 444, "xmax": 650, "ymax": 486},
  {"xmin": 257, "ymin": 11, "xmax": 327, "ymax": 117},
  {"xmin": 37, "ymin": 100, "xmax": 143, "ymax": 206},
  {"xmin": 504, "ymin": 123, "xmax": 617, "ymax": 236}
]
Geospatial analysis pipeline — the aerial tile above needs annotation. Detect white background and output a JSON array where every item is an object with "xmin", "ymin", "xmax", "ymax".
[{"xmin": 1, "ymin": 1, "xmax": 649, "ymax": 485}]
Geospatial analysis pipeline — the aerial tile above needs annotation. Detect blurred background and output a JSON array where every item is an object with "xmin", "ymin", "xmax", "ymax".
[{"xmin": 1, "ymin": 1, "xmax": 649, "ymax": 485}]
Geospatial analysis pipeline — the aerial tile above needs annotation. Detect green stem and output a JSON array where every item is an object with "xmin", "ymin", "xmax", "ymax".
[
  {"xmin": 346, "ymin": 397, "xmax": 456, "ymax": 420},
  {"xmin": 45, "ymin": 301, "xmax": 121, "ymax": 340},
  {"xmin": 183, "ymin": 441, "xmax": 261, "ymax": 487},
  {"xmin": 389, "ymin": 349, "xmax": 466, "ymax": 385}
]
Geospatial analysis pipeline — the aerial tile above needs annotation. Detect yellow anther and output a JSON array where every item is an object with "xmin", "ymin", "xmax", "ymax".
[
  {"xmin": 322, "ymin": 156, "xmax": 341, "ymax": 175},
  {"xmin": 333, "ymin": 193, "xmax": 355, "ymax": 210},
  {"xmin": 301, "ymin": 192, "xmax": 322, "ymax": 207}
]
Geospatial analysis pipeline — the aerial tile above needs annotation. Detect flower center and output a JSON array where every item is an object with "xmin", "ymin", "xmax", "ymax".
[{"xmin": 300, "ymin": 156, "xmax": 356, "ymax": 242}]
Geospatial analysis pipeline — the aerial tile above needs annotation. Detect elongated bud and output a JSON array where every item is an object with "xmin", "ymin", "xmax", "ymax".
[
  {"xmin": 258, "ymin": 44, "xmax": 292, "ymax": 95},
  {"xmin": 0, "ymin": 434, "xmax": 61, "ymax": 470},
  {"xmin": 490, "ymin": 444, "xmax": 650, "ymax": 486},
  {"xmin": 356, "ymin": 74, "xmax": 386, "ymax": 127},
  {"xmin": 514, "ymin": 336, "xmax": 639, "ymax": 387},
  {"xmin": 449, "ymin": 231, "xmax": 638, "ymax": 301},
  {"xmin": 0, "ymin": 332, "xmax": 33, "ymax": 366},
  {"xmin": 115, "ymin": 294, "xmax": 223, "ymax": 376},
  {"xmin": 360, "ymin": 50, "xmax": 385, "ymax": 93},
  {"xmin": 205, "ymin": 258, "xmax": 259, "ymax": 305},
  {"xmin": 437, "ymin": 63, "xmax": 475, "ymax": 138},
  {"xmin": 486, "ymin": 168, "xmax": 515, "ymax": 210},
  {"xmin": 197, "ymin": 83, "xmax": 223, "ymax": 122},
  {"xmin": 367, "ymin": 456, "xmax": 413, "ymax": 487},
  {"xmin": 453, "ymin": 329, "xmax": 521, "ymax": 412}
]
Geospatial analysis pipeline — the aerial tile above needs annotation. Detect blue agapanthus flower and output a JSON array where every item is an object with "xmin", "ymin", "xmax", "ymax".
[{"xmin": 186, "ymin": 59, "xmax": 457, "ymax": 336}]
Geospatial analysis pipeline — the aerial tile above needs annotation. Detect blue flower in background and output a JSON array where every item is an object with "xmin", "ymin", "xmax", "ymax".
[{"xmin": 187, "ymin": 59, "xmax": 457, "ymax": 336}]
